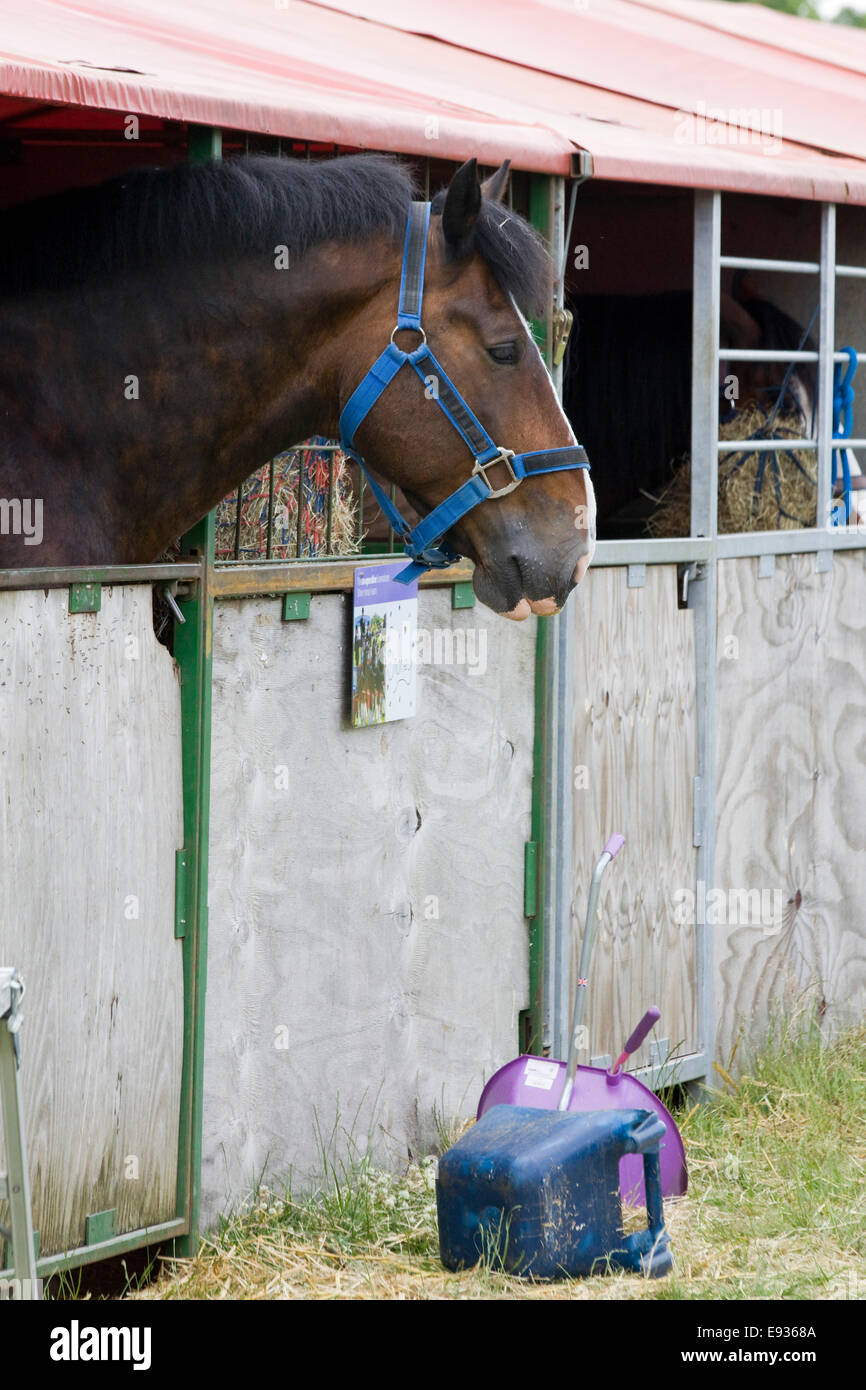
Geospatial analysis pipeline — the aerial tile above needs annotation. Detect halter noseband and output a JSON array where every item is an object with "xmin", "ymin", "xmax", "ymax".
[{"xmin": 339, "ymin": 201, "xmax": 591, "ymax": 585}]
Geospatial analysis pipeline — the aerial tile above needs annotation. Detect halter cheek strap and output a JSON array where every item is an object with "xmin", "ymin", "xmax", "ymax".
[{"xmin": 339, "ymin": 200, "xmax": 590, "ymax": 585}]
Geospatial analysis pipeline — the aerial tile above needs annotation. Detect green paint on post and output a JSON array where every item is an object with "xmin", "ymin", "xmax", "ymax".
[
  {"xmin": 282, "ymin": 591, "xmax": 311, "ymax": 622},
  {"xmin": 186, "ymin": 125, "xmax": 222, "ymax": 163},
  {"xmin": 172, "ymin": 123, "xmax": 222, "ymax": 1263},
  {"xmin": 526, "ymin": 616, "xmax": 551, "ymax": 1055},
  {"xmin": 84, "ymin": 1209, "xmax": 117, "ymax": 1245},
  {"xmin": 451, "ymin": 580, "xmax": 476, "ymax": 610},
  {"xmin": 3, "ymin": 1228, "xmax": 38, "ymax": 1271},
  {"xmin": 172, "ymin": 511, "xmax": 215, "ymax": 1260},
  {"xmin": 68, "ymin": 583, "xmax": 101, "ymax": 613},
  {"xmin": 524, "ymin": 841, "xmax": 538, "ymax": 918},
  {"xmin": 529, "ymin": 175, "xmax": 554, "ymax": 367}
]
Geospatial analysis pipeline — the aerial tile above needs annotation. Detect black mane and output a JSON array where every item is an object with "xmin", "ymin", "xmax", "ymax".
[
  {"xmin": 0, "ymin": 154, "xmax": 549, "ymax": 315},
  {"xmin": 0, "ymin": 154, "xmax": 414, "ymax": 298}
]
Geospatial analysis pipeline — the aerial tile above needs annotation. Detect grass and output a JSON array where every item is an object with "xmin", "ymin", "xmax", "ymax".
[{"xmin": 118, "ymin": 1017, "xmax": 866, "ymax": 1301}]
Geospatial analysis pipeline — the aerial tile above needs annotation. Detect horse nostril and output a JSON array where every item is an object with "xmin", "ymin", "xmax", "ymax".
[
  {"xmin": 573, "ymin": 551, "xmax": 591, "ymax": 586},
  {"xmin": 572, "ymin": 536, "xmax": 594, "ymax": 587}
]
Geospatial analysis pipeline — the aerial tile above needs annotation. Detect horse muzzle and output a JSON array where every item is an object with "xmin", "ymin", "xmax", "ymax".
[{"xmin": 474, "ymin": 535, "xmax": 594, "ymax": 621}]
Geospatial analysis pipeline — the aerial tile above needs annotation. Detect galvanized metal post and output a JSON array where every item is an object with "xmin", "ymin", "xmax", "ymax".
[
  {"xmin": 0, "ymin": 970, "xmax": 38, "ymax": 1296},
  {"xmin": 527, "ymin": 174, "xmax": 575, "ymax": 1057},
  {"xmin": 548, "ymin": 609, "xmax": 574, "ymax": 1062},
  {"xmin": 689, "ymin": 190, "xmax": 721, "ymax": 1091},
  {"xmin": 550, "ymin": 175, "xmax": 577, "ymax": 1063},
  {"xmin": 817, "ymin": 204, "xmax": 837, "ymax": 529}
]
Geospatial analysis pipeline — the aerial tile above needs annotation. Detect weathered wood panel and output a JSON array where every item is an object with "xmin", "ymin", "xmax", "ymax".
[
  {"xmin": 0, "ymin": 586, "xmax": 184, "ymax": 1257},
  {"xmin": 202, "ymin": 591, "xmax": 535, "ymax": 1228},
  {"xmin": 715, "ymin": 553, "xmax": 866, "ymax": 1067},
  {"xmin": 570, "ymin": 566, "xmax": 698, "ymax": 1069}
]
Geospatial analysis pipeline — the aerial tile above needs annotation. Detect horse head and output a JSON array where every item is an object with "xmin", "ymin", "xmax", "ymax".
[{"xmin": 339, "ymin": 160, "xmax": 595, "ymax": 620}]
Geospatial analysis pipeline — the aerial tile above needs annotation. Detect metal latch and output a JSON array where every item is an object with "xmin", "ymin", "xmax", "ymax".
[
  {"xmin": 162, "ymin": 581, "xmax": 190, "ymax": 625},
  {"xmin": 679, "ymin": 561, "xmax": 703, "ymax": 606},
  {"xmin": 552, "ymin": 306, "xmax": 574, "ymax": 367}
]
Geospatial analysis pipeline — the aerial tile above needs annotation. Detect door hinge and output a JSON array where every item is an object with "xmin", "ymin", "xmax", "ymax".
[
  {"xmin": 524, "ymin": 841, "xmax": 538, "ymax": 918},
  {"xmin": 282, "ymin": 592, "xmax": 311, "ymax": 622},
  {"xmin": 551, "ymin": 306, "xmax": 574, "ymax": 367},
  {"xmin": 451, "ymin": 580, "xmax": 476, "ymax": 610},
  {"xmin": 175, "ymin": 848, "xmax": 190, "ymax": 938},
  {"xmin": 84, "ymin": 1209, "xmax": 117, "ymax": 1246},
  {"xmin": 68, "ymin": 582, "xmax": 101, "ymax": 613},
  {"xmin": 627, "ymin": 563, "xmax": 646, "ymax": 589}
]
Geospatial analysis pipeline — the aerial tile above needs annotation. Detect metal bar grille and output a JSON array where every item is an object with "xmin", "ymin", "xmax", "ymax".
[
  {"xmin": 214, "ymin": 441, "xmax": 404, "ymax": 565},
  {"xmin": 266, "ymin": 460, "xmax": 275, "ymax": 560},
  {"xmin": 712, "ymin": 196, "xmax": 866, "ymax": 537}
]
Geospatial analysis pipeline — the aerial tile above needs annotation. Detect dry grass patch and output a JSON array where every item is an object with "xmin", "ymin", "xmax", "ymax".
[{"xmin": 127, "ymin": 1020, "xmax": 866, "ymax": 1301}]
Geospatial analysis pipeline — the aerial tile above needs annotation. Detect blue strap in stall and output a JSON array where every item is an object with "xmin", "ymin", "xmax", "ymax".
[{"xmin": 831, "ymin": 347, "xmax": 858, "ymax": 526}]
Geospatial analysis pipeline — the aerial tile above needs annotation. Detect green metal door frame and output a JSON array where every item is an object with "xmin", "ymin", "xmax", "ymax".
[
  {"xmin": 0, "ymin": 548, "xmax": 208, "ymax": 1279},
  {"xmin": 171, "ymin": 511, "xmax": 215, "ymax": 1259},
  {"xmin": 171, "ymin": 125, "xmax": 221, "ymax": 1258}
]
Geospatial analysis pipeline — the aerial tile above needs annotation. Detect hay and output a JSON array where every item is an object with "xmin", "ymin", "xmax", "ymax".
[
  {"xmin": 126, "ymin": 1021, "xmax": 866, "ymax": 1300},
  {"xmin": 215, "ymin": 438, "xmax": 359, "ymax": 561},
  {"xmin": 648, "ymin": 402, "xmax": 816, "ymax": 538}
]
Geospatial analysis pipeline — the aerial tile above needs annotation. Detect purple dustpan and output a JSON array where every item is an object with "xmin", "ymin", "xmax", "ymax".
[
  {"xmin": 478, "ymin": 836, "xmax": 688, "ymax": 1208},
  {"xmin": 477, "ymin": 1055, "xmax": 687, "ymax": 1206}
]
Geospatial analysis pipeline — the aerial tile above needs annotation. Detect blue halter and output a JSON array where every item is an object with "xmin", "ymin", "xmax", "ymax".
[{"xmin": 339, "ymin": 201, "xmax": 591, "ymax": 585}]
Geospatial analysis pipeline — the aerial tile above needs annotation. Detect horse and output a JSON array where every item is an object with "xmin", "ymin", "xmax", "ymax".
[
  {"xmin": 0, "ymin": 154, "xmax": 594, "ymax": 620},
  {"xmin": 563, "ymin": 282, "xmax": 815, "ymax": 535}
]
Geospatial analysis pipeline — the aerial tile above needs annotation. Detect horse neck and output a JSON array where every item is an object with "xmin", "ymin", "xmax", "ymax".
[{"xmin": 0, "ymin": 239, "xmax": 397, "ymax": 563}]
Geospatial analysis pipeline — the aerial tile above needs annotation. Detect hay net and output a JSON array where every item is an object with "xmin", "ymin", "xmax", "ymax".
[
  {"xmin": 649, "ymin": 402, "xmax": 817, "ymax": 537},
  {"xmin": 215, "ymin": 437, "xmax": 359, "ymax": 560}
]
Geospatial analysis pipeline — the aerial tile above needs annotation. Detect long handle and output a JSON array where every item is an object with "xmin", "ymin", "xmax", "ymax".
[
  {"xmin": 557, "ymin": 833, "xmax": 625, "ymax": 1111},
  {"xmin": 610, "ymin": 1006, "xmax": 661, "ymax": 1076}
]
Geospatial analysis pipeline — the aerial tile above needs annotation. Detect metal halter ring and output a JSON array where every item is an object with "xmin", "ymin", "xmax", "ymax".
[
  {"xmin": 471, "ymin": 446, "xmax": 521, "ymax": 499},
  {"xmin": 390, "ymin": 324, "xmax": 427, "ymax": 349}
]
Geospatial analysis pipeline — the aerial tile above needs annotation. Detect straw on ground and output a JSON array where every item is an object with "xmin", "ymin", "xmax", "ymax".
[{"xmin": 123, "ymin": 1018, "xmax": 865, "ymax": 1301}]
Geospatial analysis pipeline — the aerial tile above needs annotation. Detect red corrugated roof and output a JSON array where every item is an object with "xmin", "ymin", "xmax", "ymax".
[{"xmin": 2, "ymin": 0, "xmax": 866, "ymax": 198}]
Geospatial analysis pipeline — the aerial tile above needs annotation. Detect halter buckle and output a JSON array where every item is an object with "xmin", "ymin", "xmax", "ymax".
[{"xmin": 472, "ymin": 447, "xmax": 521, "ymax": 499}]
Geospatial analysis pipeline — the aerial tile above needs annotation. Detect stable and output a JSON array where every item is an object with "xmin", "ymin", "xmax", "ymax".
[{"xmin": 0, "ymin": 0, "xmax": 865, "ymax": 1282}]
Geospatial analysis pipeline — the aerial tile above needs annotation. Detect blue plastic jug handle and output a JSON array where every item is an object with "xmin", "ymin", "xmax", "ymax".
[
  {"xmin": 643, "ymin": 1149, "xmax": 666, "ymax": 1240},
  {"xmin": 627, "ymin": 1113, "xmax": 668, "ymax": 1241},
  {"xmin": 628, "ymin": 1113, "xmax": 667, "ymax": 1154}
]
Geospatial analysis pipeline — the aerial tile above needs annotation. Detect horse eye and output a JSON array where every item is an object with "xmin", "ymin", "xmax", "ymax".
[{"xmin": 487, "ymin": 342, "xmax": 519, "ymax": 365}]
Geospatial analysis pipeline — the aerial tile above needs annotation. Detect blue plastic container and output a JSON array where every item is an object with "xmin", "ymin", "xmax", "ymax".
[{"xmin": 436, "ymin": 1105, "xmax": 672, "ymax": 1280}]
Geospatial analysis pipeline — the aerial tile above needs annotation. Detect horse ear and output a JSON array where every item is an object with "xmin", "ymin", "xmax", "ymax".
[
  {"xmin": 481, "ymin": 160, "xmax": 511, "ymax": 204},
  {"xmin": 442, "ymin": 159, "xmax": 481, "ymax": 255}
]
